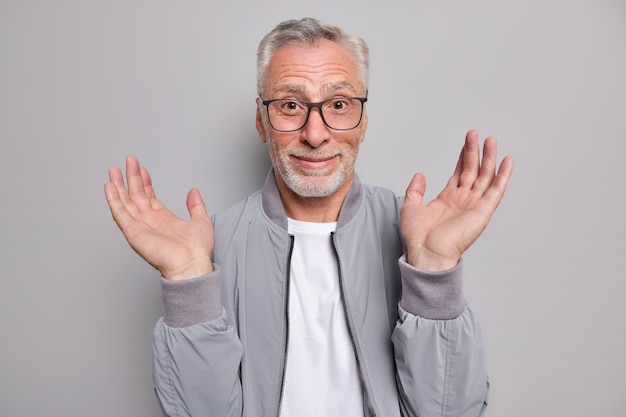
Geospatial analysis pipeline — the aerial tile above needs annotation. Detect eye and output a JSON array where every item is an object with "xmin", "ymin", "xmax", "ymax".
[
  {"xmin": 326, "ymin": 98, "xmax": 353, "ymax": 113},
  {"xmin": 278, "ymin": 100, "xmax": 306, "ymax": 114},
  {"xmin": 332, "ymin": 100, "xmax": 347, "ymax": 110},
  {"xmin": 283, "ymin": 101, "xmax": 298, "ymax": 110}
]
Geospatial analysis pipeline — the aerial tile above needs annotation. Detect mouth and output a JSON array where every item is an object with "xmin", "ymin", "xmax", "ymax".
[{"xmin": 292, "ymin": 154, "xmax": 338, "ymax": 171}]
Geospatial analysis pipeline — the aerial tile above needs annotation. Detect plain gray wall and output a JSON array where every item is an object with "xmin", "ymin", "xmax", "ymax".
[{"xmin": 1, "ymin": 1, "xmax": 624, "ymax": 416}]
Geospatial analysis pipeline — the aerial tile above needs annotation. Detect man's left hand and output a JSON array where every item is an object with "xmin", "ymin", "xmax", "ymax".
[{"xmin": 400, "ymin": 130, "xmax": 514, "ymax": 271}]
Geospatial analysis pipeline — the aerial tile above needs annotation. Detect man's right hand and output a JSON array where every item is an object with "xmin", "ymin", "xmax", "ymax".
[{"xmin": 104, "ymin": 156, "xmax": 215, "ymax": 281}]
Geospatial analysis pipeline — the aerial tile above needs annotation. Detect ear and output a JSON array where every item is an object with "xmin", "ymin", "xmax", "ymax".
[
  {"xmin": 359, "ymin": 113, "xmax": 368, "ymax": 142},
  {"xmin": 256, "ymin": 98, "xmax": 268, "ymax": 143}
]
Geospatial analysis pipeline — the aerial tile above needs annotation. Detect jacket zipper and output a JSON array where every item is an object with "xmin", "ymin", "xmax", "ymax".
[
  {"xmin": 276, "ymin": 234, "xmax": 295, "ymax": 417},
  {"xmin": 331, "ymin": 231, "xmax": 378, "ymax": 417},
  {"xmin": 277, "ymin": 233, "xmax": 379, "ymax": 417}
]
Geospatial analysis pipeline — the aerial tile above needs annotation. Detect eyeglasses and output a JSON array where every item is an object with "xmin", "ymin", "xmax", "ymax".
[{"xmin": 260, "ymin": 95, "xmax": 368, "ymax": 132}]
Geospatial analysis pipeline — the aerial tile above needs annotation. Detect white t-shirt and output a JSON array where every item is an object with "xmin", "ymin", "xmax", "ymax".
[{"xmin": 280, "ymin": 218, "xmax": 364, "ymax": 417}]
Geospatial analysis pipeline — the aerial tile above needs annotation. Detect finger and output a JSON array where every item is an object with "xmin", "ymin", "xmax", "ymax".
[
  {"xmin": 458, "ymin": 130, "xmax": 481, "ymax": 189},
  {"xmin": 472, "ymin": 137, "xmax": 498, "ymax": 193},
  {"xmin": 140, "ymin": 167, "xmax": 156, "ymax": 199},
  {"xmin": 483, "ymin": 156, "xmax": 514, "ymax": 206},
  {"xmin": 108, "ymin": 165, "xmax": 136, "ymax": 210},
  {"xmin": 104, "ymin": 179, "xmax": 120, "ymax": 210},
  {"xmin": 104, "ymin": 181, "xmax": 135, "ymax": 232},
  {"xmin": 108, "ymin": 165, "xmax": 125, "ymax": 188},
  {"xmin": 186, "ymin": 188, "xmax": 210, "ymax": 220},
  {"xmin": 404, "ymin": 173, "xmax": 426, "ymax": 206},
  {"xmin": 447, "ymin": 145, "xmax": 465, "ymax": 188},
  {"xmin": 140, "ymin": 167, "xmax": 165, "ymax": 210},
  {"xmin": 126, "ymin": 156, "xmax": 151, "ymax": 210}
]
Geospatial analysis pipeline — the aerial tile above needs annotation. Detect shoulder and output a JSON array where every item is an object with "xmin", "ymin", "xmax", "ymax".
[
  {"xmin": 213, "ymin": 189, "xmax": 264, "ymax": 230},
  {"xmin": 361, "ymin": 183, "xmax": 403, "ymax": 214}
]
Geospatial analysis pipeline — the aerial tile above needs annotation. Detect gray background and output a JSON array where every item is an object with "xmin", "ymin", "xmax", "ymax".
[{"xmin": 1, "ymin": 0, "xmax": 624, "ymax": 416}]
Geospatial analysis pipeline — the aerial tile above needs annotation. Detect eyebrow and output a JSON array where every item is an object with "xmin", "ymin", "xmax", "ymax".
[
  {"xmin": 273, "ymin": 85, "xmax": 307, "ymax": 95},
  {"xmin": 323, "ymin": 81, "xmax": 357, "ymax": 95}
]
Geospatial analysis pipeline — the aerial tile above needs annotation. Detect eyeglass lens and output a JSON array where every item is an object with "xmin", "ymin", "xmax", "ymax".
[{"xmin": 266, "ymin": 98, "xmax": 364, "ymax": 131}]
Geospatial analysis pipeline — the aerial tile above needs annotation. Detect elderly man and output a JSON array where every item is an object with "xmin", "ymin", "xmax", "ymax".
[{"xmin": 105, "ymin": 17, "xmax": 513, "ymax": 417}]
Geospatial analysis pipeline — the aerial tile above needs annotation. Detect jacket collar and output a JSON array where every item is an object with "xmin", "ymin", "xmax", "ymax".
[{"xmin": 261, "ymin": 169, "xmax": 363, "ymax": 230}]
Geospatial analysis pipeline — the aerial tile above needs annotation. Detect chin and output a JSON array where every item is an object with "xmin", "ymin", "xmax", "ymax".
[{"xmin": 285, "ymin": 171, "xmax": 348, "ymax": 198}]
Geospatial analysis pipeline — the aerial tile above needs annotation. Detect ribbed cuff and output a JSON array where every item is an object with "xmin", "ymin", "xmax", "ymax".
[
  {"xmin": 398, "ymin": 255, "xmax": 466, "ymax": 320},
  {"xmin": 161, "ymin": 265, "xmax": 222, "ymax": 328}
]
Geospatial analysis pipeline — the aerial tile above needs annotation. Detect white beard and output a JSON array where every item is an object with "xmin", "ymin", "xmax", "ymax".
[{"xmin": 268, "ymin": 145, "xmax": 357, "ymax": 198}]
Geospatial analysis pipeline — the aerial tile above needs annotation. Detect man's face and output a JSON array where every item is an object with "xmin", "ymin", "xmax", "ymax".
[{"xmin": 256, "ymin": 39, "xmax": 368, "ymax": 198}]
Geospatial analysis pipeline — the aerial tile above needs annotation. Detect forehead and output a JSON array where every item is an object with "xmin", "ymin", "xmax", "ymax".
[{"xmin": 264, "ymin": 38, "xmax": 362, "ymax": 97}]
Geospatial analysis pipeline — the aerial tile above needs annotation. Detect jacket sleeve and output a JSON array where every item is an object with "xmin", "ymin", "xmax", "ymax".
[
  {"xmin": 152, "ymin": 266, "xmax": 244, "ymax": 417},
  {"xmin": 391, "ymin": 256, "xmax": 489, "ymax": 417}
]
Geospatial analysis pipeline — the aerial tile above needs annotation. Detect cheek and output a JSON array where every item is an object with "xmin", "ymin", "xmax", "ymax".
[
  {"xmin": 266, "ymin": 132, "xmax": 298, "ymax": 154},
  {"xmin": 345, "ymin": 133, "xmax": 363, "ymax": 150}
]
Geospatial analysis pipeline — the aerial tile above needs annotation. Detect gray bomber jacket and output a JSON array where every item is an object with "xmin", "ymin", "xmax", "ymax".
[{"xmin": 153, "ymin": 171, "xmax": 489, "ymax": 417}]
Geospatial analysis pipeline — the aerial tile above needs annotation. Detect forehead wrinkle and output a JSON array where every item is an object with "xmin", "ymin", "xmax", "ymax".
[{"xmin": 272, "ymin": 80, "xmax": 357, "ymax": 99}]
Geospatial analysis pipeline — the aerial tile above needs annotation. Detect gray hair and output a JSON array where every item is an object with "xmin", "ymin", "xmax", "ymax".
[{"xmin": 256, "ymin": 17, "xmax": 369, "ymax": 96}]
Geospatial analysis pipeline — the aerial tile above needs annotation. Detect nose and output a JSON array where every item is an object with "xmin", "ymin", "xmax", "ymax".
[{"xmin": 301, "ymin": 108, "xmax": 330, "ymax": 148}]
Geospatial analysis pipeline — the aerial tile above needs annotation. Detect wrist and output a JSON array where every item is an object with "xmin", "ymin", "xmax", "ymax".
[
  {"xmin": 162, "ymin": 258, "xmax": 214, "ymax": 281},
  {"xmin": 407, "ymin": 250, "xmax": 459, "ymax": 272}
]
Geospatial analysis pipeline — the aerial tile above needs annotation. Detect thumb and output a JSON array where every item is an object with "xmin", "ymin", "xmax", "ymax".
[
  {"xmin": 404, "ymin": 173, "xmax": 426, "ymax": 206},
  {"xmin": 186, "ymin": 188, "xmax": 209, "ymax": 219}
]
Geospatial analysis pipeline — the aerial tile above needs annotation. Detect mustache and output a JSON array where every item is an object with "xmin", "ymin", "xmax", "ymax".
[{"xmin": 288, "ymin": 149, "xmax": 340, "ymax": 159}]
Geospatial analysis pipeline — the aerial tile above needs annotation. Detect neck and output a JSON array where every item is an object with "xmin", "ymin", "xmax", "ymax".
[{"xmin": 276, "ymin": 173, "xmax": 353, "ymax": 223}]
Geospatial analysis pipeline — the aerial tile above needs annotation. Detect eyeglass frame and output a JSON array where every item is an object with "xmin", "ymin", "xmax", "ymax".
[{"xmin": 259, "ymin": 94, "xmax": 368, "ymax": 132}]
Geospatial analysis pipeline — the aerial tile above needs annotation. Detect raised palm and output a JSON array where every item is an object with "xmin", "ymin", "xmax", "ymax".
[
  {"xmin": 401, "ymin": 130, "xmax": 514, "ymax": 271},
  {"xmin": 104, "ymin": 156, "xmax": 214, "ymax": 280}
]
